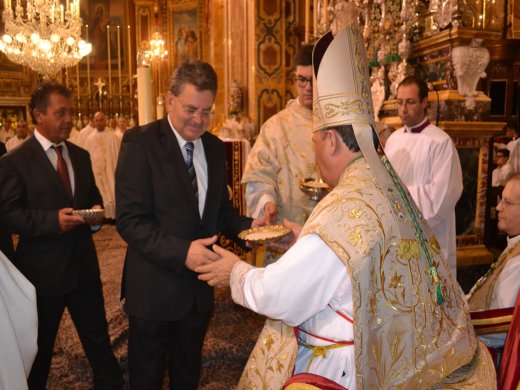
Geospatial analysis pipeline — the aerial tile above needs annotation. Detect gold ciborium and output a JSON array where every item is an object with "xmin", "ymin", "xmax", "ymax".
[{"xmin": 299, "ymin": 178, "xmax": 331, "ymax": 201}]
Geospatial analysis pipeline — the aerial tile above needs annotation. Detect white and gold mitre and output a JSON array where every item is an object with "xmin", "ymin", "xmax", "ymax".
[{"xmin": 312, "ymin": 23, "xmax": 375, "ymax": 132}]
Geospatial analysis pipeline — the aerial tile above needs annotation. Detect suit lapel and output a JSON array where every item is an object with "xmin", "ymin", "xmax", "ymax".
[{"xmin": 200, "ymin": 133, "xmax": 221, "ymax": 222}]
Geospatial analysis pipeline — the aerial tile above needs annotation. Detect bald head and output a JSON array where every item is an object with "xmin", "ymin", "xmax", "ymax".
[{"xmin": 93, "ymin": 112, "xmax": 107, "ymax": 131}]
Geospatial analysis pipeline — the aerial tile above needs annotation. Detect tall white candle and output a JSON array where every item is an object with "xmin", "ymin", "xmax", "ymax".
[{"xmin": 107, "ymin": 24, "xmax": 112, "ymax": 96}]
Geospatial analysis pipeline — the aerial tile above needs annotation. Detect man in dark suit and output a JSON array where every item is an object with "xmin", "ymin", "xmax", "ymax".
[
  {"xmin": 0, "ymin": 141, "xmax": 14, "ymax": 259},
  {"xmin": 116, "ymin": 61, "xmax": 262, "ymax": 389},
  {"xmin": 0, "ymin": 83, "xmax": 123, "ymax": 389}
]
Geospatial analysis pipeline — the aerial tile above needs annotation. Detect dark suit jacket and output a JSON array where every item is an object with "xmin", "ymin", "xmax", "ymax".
[
  {"xmin": 116, "ymin": 117, "xmax": 252, "ymax": 321},
  {"xmin": 0, "ymin": 137, "xmax": 103, "ymax": 296},
  {"xmin": 0, "ymin": 142, "xmax": 14, "ymax": 259}
]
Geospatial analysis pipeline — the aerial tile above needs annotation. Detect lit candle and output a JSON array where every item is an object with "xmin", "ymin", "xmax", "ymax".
[
  {"xmin": 128, "ymin": 25, "xmax": 132, "ymax": 99},
  {"xmin": 76, "ymin": 63, "xmax": 80, "ymax": 101},
  {"xmin": 117, "ymin": 25, "xmax": 122, "ymax": 97},
  {"xmin": 86, "ymin": 25, "xmax": 91, "ymax": 101},
  {"xmin": 60, "ymin": 4, "xmax": 64, "ymax": 22},
  {"xmin": 66, "ymin": 0, "xmax": 69, "ymax": 10},
  {"xmin": 107, "ymin": 24, "xmax": 112, "ymax": 97},
  {"xmin": 305, "ymin": 0, "xmax": 310, "ymax": 43}
]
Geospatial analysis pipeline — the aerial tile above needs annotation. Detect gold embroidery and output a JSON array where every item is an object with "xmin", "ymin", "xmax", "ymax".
[
  {"xmin": 348, "ymin": 208, "xmax": 364, "ymax": 219},
  {"xmin": 397, "ymin": 239, "xmax": 421, "ymax": 260},
  {"xmin": 429, "ymin": 236, "xmax": 441, "ymax": 255},
  {"xmin": 389, "ymin": 271, "xmax": 403, "ymax": 289}
]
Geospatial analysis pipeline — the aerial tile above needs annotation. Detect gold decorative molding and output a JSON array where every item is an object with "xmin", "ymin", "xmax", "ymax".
[
  {"xmin": 457, "ymin": 245, "xmax": 494, "ymax": 267},
  {"xmin": 412, "ymin": 27, "xmax": 502, "ymax": 56}
]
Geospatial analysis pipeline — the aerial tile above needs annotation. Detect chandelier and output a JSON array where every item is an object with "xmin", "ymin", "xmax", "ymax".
[
  {"xmin": 149, "ymin": 31, "xmax": 168, "ymax": 61},
  {"xmin": 0, "ymin": 0, "xmax": 92, "ymax": 77}
]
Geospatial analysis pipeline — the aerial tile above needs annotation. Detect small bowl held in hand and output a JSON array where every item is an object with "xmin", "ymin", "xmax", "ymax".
[
  {"xmin": 72, "ymin": 208, "xmax": 105, "ymax": 224},
  {"xmin": 238, "ymin": 225, "xmax": 291, "ymax": 245}
]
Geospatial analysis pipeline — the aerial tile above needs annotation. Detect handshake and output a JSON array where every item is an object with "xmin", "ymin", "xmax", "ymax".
[{"xmin": 188, "ymin": 218, "xmax": 302, "ymax": 288}]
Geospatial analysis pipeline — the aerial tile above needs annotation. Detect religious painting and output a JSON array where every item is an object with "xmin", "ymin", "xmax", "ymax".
[
  {"xmin": 80, "ymin": 0, "xmax": 127, "ymax": 71},
  {"xmin": 170, "ymin": 4, "xmax": 201, "ymax": 67}
]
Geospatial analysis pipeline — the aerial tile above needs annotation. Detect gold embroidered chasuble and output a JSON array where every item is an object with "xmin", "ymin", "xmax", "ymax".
[
  {"xmin": 237, "ymin": 158, "xmax": 496, "ymax": 389},
  {"xmin": 242, "ymin": 99, "xmax": 316, "ymax": 226}
]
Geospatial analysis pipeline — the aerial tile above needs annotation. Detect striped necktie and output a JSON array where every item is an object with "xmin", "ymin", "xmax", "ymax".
[{"xmin": 184, "ymin": 142, "xmax": 198, "ymax": 198}]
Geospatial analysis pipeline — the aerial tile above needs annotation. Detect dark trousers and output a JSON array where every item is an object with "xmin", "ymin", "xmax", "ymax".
[
  {"xmin": 128, "ymin": 309, "xmax": 211, "ymax": 390},
  {"xmin": 28, "ymin": 283, "xmax": 123, "ymax": 390}
]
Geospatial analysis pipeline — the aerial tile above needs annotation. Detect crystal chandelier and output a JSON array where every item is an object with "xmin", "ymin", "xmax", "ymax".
[
  {"xmin": 0, "ymin": 0, "xmax": 92, "ymax": 77},
  {"xmin": 149, "ymin": 31, "xmax": 168, "ymax": 61}
]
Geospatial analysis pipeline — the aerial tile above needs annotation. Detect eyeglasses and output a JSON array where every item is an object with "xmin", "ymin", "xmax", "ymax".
[
  {"xmin": 295, "ymin": 76, "xmax": 312, "ymax": 88},
  {"xmin": 396, "ymin": 99, "xmax": 419, "ymax": 108},
  {"xmin": 175, "ymin": 97, "xmax": 214, "ymax": 120},
  {"xmin": 497, "ymin": 197, "xmax": 520, "ymax": 208}
]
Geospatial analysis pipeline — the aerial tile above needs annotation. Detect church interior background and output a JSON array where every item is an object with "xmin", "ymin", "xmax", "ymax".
[{"xmin": 1, "ymin": 0, "xmax": 520, "ymax": 276}]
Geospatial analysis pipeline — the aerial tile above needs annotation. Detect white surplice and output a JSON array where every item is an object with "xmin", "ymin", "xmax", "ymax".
[
  {"xmin": 492, "ymin": 163, "xmax": 513, "ymax": 187},
  {"xmin": 384, "ymin": 120, "xmax": 463, "ymax": 276},
  {"xmin": 0, "ymin": 251, "xmax": 38, "ymax": 390},
  {"xmin": 232, "ymin": 234, "xmax": 356, "ymax": 389},
  {"xmin": 76, "ymin": 124, "xmax": 95, "ymax": 148},
  {"xmin": 5, "ymin": 136, "xmax": 29, "ymax": 152},
  {"xmin": 84, "ymin": 130, "xmax": 120, "ymax": 219}
]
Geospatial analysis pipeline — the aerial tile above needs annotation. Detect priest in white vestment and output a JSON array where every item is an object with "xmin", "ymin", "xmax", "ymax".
[
  {"xmin": 492, "ymin": 148, "xmax": 514, "ymax": 187},
  {"xmin": 384, "ymin": 76, "xmax": 463, "ymax": 277},
  {"xmin": 5, "ymin": 120, "xmax": 30, "ymax": 152},
  {"xmin": 84, "ymin": 112, "xmax": 120, "ymax": 219},
  {"xmin": 242, "ymin": 45, "xmax": 316, "ymax": 265},
  {"xmin": 114, "ymin": 117, "xmax": 129, "ymax": 141},
  {"xmin": 197, "ymin": 23, "xmax": 496, "ymax": 390},
  {"xmin": 0, "ymin": 250, "xmax": 38, "ymax": 390},
  {"xmin": 76, "ymin": 118, "xmax": 95, "ymax": 148},
  {"xmin": 468, "ymin": 174, "xmax": 520, "ymax": 347}
]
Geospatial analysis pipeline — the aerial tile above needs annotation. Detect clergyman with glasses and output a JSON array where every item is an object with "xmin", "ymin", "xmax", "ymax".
[
  {"xmin": 115, "ymin": 60, "xmax": 264, "ymax": 389},
  {"xmin": 467, "ymin": 174, "xmax": 520, "ymax": 349},
  {"xmin": 384, "ymin": 75, "xmax": 463, "ymax": 277},
  {"xmin": 242, "ymin": 45, "xmax": 316, "ymax": 265}
]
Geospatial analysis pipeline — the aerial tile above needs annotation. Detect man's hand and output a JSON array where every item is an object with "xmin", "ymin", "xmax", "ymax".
[
  {"xmin": 58, "ymin": 208, "xmax": 85, "ymax": 233},
  {"xmin": 263, "ymin": 202, "xmax": 278, "ymax": 225},
  {"xmin": 185, "ymin": 235, "xmax": 221, "ymax": 271},
  {"xmin": 196, "ymin": 245, "xmax": 241, "ymax": 287},
  {"xmin": 268, "ymin": 218, "xmax": 302, "ymax": 251}
]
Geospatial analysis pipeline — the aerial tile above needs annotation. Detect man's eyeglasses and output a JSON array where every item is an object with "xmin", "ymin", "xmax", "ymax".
[
  {"xmin": 497, "ymin": 197, "xmax": 520, "ymax": 208},
  {"xmin": 295, "ymin": 76, "xmax": 312, "ymax": 88},
  {"xmin": 176, "ymin": 97, "xmax": 214, "ymax": 120}
]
